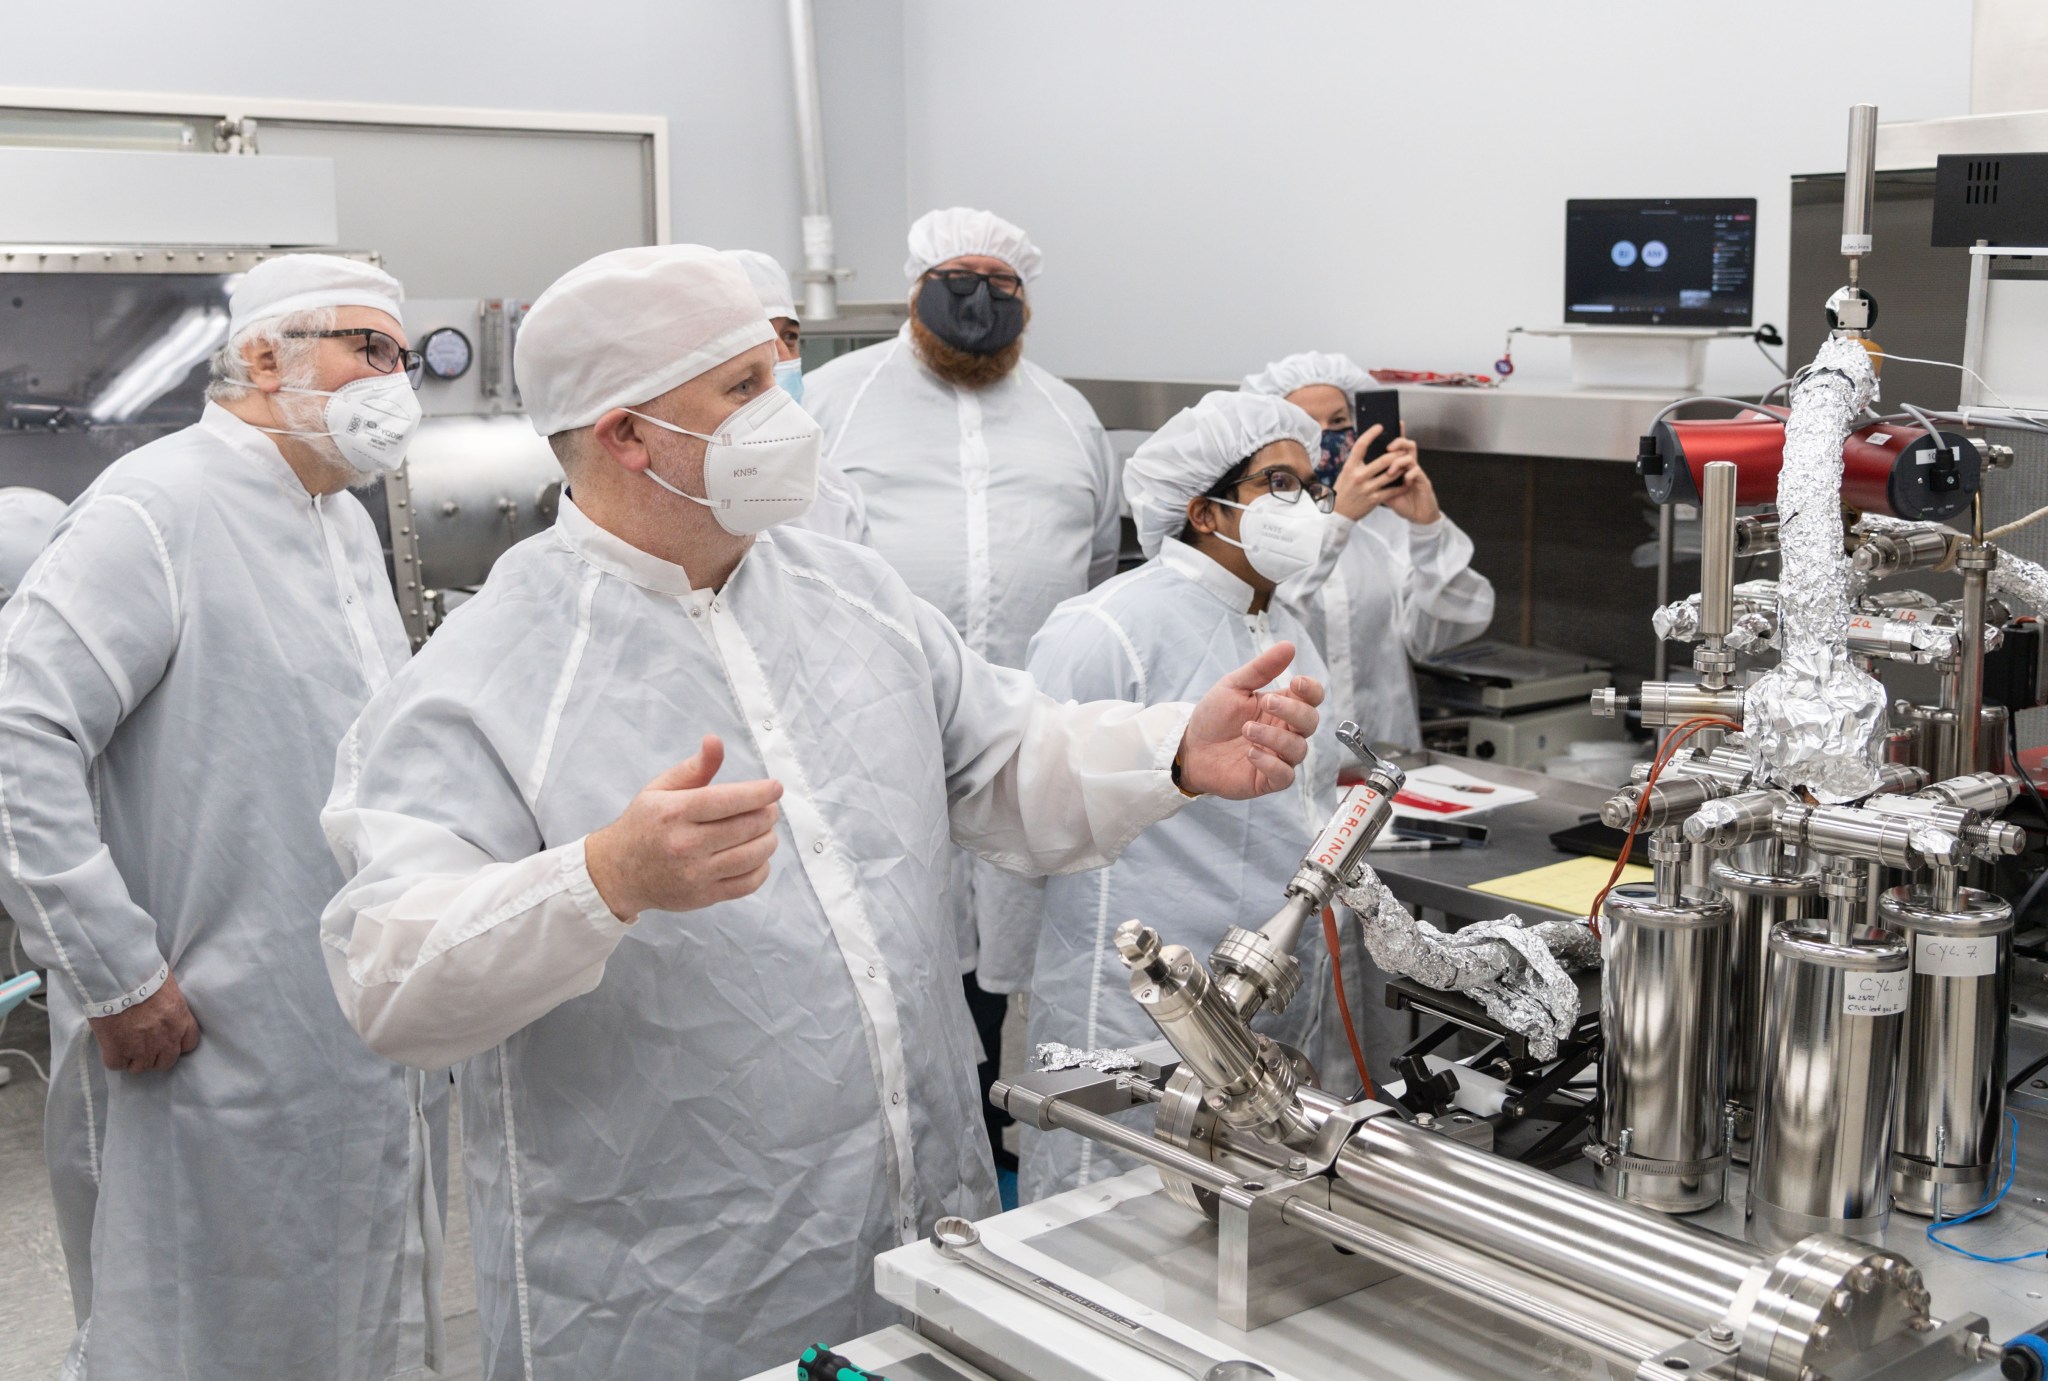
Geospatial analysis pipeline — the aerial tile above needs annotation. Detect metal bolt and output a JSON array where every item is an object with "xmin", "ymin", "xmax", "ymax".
[
  {"xmin": 1810, "ymin": 1324, "xmax": 1831, "ymax": 1349},
  {"xmin": 1708, "ymin": 1324, "xmax": 1734, "ymax": 1343},
  {"xmin": 1286, "ymin": 1155, "xmax": 1310, "ymax": 1176},
  {"xmin": 1829, "ymin": 1288, "xmax": 1853, "ymax": 1314},
  {"xmin": 1850, "ymin": 1264, "xmax": 1877, "ymax": 1293}
]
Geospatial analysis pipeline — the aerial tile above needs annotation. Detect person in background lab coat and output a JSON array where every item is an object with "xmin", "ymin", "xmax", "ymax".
[
  {"xmin": 1242, "ymin": 351, "xmax": 1494, "ymax": 750},
  {"xmin": 725, "ymin": 247, "xmax": 869, "ymax": 543},
  {"xmin": 803, "ymin": 207, "xmax": 1123, "ymax": 1166},
  {"xmin": 0, "ymin": 254, "xmax": 440, "ymax": 1380}
]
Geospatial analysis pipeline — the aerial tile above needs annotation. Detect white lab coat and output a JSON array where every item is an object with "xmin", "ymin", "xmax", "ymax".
[
  {"xmin": 0, "ymin": 405, "xmax": 440, "ymax": 1380},
  {"xmin": 1014, "ymin": 542, "xmax": 1343, "ymax": 1202},
  {"xmin": 791, "ymin": 459, "xmax": 872, "ymax": 544},
  {"xmin": 319, "ymin": 499, "xmax": 1194, "ymax": 1381},
  {"xmin": 1283, "ymin": 512, "xmax": 1495, "ymax": 751},
  {"xmin": 805, "ymin": 326, "xmax": 1123, "ymax": 970}
]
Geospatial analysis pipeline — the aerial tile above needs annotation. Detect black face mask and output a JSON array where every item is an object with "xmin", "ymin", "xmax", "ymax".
[
  {"xmin": 1316, "ymin": 428, "xmax": 1355, "ymax": 489},
  {"xmin": 915, "ymin": 275, "xmax": 1026, "ymax": 356}
]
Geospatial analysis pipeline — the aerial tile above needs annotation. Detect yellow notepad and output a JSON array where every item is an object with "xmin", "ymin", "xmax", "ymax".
[{"xmin": 1470, "ymin": 855, "xmax": 1651, "ymax": 917}]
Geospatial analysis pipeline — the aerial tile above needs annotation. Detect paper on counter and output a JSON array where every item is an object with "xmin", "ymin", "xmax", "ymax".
[
  {"xmin": 1470, "ymin": 855, "xmax": 1650, "ymax": 917},
  {"xmin": 1389, "ymin": 763, "xmax": 1538, "ymax": 822}
]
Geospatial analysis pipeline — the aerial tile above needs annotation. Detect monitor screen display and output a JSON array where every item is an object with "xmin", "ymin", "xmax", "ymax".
[{"xmin": 1564, "ymin": 198, "xmax": 1756, "ymax": 327}]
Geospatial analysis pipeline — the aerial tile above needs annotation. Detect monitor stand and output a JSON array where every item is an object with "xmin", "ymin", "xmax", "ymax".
[{"xmin": 1520, "ymin": 324, "xmax": 1750, "ymax": 391}]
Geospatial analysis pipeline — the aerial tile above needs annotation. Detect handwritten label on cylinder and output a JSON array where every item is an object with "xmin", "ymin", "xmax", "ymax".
[
  {"xmin": 1843, "ymin": 970, "xmax": 1909, "ymax": 1016},
  {"xmin": 1915, "ymin": 933, "xmax": 1998, "ymax": 978}
]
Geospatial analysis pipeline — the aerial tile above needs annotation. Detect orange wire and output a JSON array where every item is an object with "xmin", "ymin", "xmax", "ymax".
[
  {"xmin": 1586, "ymin": 716, "xmax": 1741, "ymax": 936},
  {"xmin": 1322, "ymin": 904, "xmax": 1375, "ymax": 1098}
]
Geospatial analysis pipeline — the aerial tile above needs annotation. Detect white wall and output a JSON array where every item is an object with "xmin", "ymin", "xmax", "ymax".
[
  {"xmin": 901, "ymin": 1, "xmax": 1976, "ymax": 393},
  {"xmin": 0, "ymin": 0, "xmax": 910, "ymax": 298}
]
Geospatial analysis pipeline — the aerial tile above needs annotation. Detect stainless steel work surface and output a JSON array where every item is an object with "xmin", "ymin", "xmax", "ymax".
[{"xmin": 1371, "ymin": 754, "xmax": 1617, "ymax": 928}]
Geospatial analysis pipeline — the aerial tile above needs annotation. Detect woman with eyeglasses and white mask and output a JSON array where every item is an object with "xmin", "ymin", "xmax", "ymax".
[
  {"xmin": 1242, "ymin": 352, "xmax": 1495, "ymax": 752},
  {"xmin": 1015, "ymin": 390, "xmax": 1344, "ymax": 1202}
]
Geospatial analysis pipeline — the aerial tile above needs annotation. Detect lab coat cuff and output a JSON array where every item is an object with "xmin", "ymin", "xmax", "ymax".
[
  {"xmin": 563, "ymin": 836, "xmax": 634, "ymax": 932},
  {"xmin": 78, "ymin": 959, "xmax": 170, "ymax": 1020},
  {"xmin": 1406, "ymin": 516, "xmax": 1447, "ymax": 541},
  {"xmin": 1140, "ymin": 702, "xmax": 1198, "ymax": 822}
]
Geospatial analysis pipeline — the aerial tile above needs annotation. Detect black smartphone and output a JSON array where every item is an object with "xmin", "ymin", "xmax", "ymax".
[{"xmin": 1352, "ymin": 389, "xmax": 1403, "ymax": 479}]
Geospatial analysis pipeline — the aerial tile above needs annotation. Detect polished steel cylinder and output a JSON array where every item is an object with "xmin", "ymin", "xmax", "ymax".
[
  {"xmin": 1883, "ymin": 885, "xmax": 2013, "ymax": 1217},
  {"xmin": 1957, "ymin": 543, "xmax": 1995, "ymax": 780},
  {"xmin": 1699, "ymin": 461, "xmax": 1737, "ymax": 642},
  {"xmin": 1842, "ymin": 103, "xmax": 1878, "ymax": 258},
  {"xmin": 1747, "ymin": 924, "xmax": 1908, "ymax": 1250},
  {"xmin": 1335, "ymin": 1114, "xmax": 1758, "ymax": 1339},
  {"xmin": 1714, "ymin": 863, "xmax": 1820, "ymax": 1166},
  {"xmin": 1597, "ymin": 884, "xmax": 1734, "ymax": 1211}
]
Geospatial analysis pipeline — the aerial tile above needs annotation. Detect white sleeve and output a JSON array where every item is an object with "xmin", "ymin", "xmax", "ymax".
[
  {"xmin": 914, "ymin": 598, "xmax": 1192, "ymax": 874},
  {"xmin": 1086, "ymin": 421, "xmax": 1123, "ymax": 589},
  {"xmin": 1398, "ymin": 515, "xmax": 1496, "ymax": 659},
  {"xmin": 320, "ymin": 703, "xmax": 631, "ymax": 1069}
]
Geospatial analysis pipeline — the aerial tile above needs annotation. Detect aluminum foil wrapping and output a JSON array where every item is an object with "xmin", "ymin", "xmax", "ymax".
[
  {"xmin": 1339, "ymin": 866, "xmax": 1596, "ymax": 1059},
  {"xmin": 1743, "ymin": 338, "xmax": 1888, "ymax": 802},
  {"xmin": 1651, "ymin": 584, "xmax": 1778, "ymax": 651},
  {"xmin": 1033, "ymin": 1042, "xmax": 1140, "ymax": 1074},
  {"xmin": 1853, "ymin": 512, "xmax": 2048, "ymax": 619}
]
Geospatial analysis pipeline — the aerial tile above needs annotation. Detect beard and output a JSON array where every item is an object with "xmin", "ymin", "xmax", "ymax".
[
  {"xmin": 909, "ymin": 302, "xmax": 1029, "ymax": 390},
  {"xmin": 274, "ymin": 388, "xmax": 385, "ymax": 486}
]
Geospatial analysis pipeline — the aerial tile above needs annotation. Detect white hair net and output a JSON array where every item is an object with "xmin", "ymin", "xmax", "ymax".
[
  {"xmin": 0, "ymin": 487, "xmax": 65, "ymax": 600},
  {"xmin": 228, "ymin": 254, "xmax": 403, "ymax": 336},
  {"xmin": 725, "ymin": 249, "xmax": 797, "ymax": 321},
  {"xmin": 1240, "ymin": 351, "xmax": 1374, "ymax": 401},
  {"xmin": 515, "ymin": 245, "xmax": 774, "ymax": 437},
  {"xmin": 1124, "ymin": 390, "xmax": 1320, "ymax": 559},
  {"xmin": 904, "ymin": 207, "xmax": 1042, "ymax": 284}
]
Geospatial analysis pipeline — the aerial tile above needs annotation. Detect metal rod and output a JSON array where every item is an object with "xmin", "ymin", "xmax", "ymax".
[
  {"xmin": 1655, "ymin": 502, "xmax": 1674, "ymax": 681},
  {"xmin": 1959, "ymin": 543, "xmax": 1990, "ymax": 776},
  {"xmin": 783, "ymin": 0, "xmax": 840, "ymax": 320},
  {"xmin": 1037, "ymin": 1097, "xmax": 1241, "ymax": 1192}
]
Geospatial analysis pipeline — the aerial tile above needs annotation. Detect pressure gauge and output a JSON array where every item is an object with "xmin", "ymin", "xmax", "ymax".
[{"xmin": 420, "ymin": 327, "xmax": 473, "ymax": 381}]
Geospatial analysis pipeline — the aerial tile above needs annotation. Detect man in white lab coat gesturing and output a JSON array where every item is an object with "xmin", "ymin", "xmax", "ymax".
[{"xmin": 319, "ymin": 244, "xmax": 1324, "ymax": 1380}]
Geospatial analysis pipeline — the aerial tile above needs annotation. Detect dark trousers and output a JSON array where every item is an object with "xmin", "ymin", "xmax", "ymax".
[{"xmin": 962, "ymin": 971, "xmax": 1016, "ymax": 1170}]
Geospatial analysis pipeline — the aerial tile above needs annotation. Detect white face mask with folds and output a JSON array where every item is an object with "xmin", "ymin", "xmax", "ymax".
[
  {"xmin": 623, "ymin": 385, "xmax": 821, "ymax": 536},
  {"xmin": 1208, "ymin": 492, "xmax": 1326, "ymax": 584},
  {"xmin": 260, "ymin": 373, "xmax": 423, "ymax": 475}
]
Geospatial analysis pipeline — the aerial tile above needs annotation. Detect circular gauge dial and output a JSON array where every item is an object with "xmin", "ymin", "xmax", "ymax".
[{"xmin": 421, "ymin": 327, "xmax": 473, "ymax": 381}]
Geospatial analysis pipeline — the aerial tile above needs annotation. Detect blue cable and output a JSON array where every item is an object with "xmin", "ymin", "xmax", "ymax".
[{"xmin": 1925, "ymin": 1113, "xmax": 2048, "ymax": 1264}]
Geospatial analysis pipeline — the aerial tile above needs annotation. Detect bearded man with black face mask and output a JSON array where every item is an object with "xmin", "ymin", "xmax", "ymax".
[{"xmin": 803, "ymin": 209, "xmax": 1123, "ymax": 1159}]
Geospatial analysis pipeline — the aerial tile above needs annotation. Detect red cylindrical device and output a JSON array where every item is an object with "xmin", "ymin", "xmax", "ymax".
[{"xmin": 1638, "ymin": 409, "xmax": 1979, "ymax": 521}]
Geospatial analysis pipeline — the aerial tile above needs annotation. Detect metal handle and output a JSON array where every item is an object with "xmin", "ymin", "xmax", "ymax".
[{"xmin": 930, "ymin": 1217, "xmax": 1274, "ymax": 1380}]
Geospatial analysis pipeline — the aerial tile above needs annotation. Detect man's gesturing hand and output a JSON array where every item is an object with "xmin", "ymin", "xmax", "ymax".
[
  {"xmin": 585, "ymin": 734, "xmax": 785, "ymax": 921},
  {"xmin": 1177, "ymin": 642, "xmax": 1325, "ymax": 799},
  {"xmin": 89, "ymin": 970, "xmax": 201, "ymax": 1073}
]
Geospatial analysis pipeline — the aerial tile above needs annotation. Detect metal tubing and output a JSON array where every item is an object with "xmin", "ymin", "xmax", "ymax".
[
  {"xmin": 1957, "ymin": 544, "xmax": 1994, "ymax": 781},
  {"xmin": 1334, "ymin": 1116, "xmax": 1759, "ymax": 1338},
  {"xmin": 784, "ymin": 0, "xmax": 840, "ymax": 319},
  {"xmin": 1699, "ymin": 461, "xmax": 1737, "ymax": 646}
]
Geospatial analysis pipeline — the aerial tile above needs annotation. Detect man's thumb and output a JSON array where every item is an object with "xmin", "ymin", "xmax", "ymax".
[
  {"xmin": 648, "ymin": 734, "xmax": 724, "ymax": 793},
  {"xmin": 1226, "ymin": 641, "xmax": 1294, "ymax": 691}
]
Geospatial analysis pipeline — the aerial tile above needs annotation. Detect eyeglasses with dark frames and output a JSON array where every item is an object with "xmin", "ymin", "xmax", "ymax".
[
  {"xmin": 282, "ymin": 328, "xmax": 425, "ymax": 389},
  {"xmin": 927, "ymin": 268, "xmax": 1024, "ymax": 300}
]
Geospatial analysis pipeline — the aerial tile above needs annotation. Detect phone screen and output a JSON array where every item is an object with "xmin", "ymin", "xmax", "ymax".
[{"xmin": 1353, "ymin": 389, "xmax": 1403, "ymax": 477}]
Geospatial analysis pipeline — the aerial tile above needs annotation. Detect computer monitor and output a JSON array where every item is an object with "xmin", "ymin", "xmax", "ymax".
[{"xmin": 1564, "ymin": 198, "xmax": 1757, "ymax": 327}]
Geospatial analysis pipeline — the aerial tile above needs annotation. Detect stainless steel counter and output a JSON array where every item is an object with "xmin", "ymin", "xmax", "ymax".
[
  {"xmin": 1069, "ymin": 378, "xmax": 1699, "ymax": 462},
  {"xmin": 1372, "ymin": 753, "xmax": 1622, "ymax": 929}
]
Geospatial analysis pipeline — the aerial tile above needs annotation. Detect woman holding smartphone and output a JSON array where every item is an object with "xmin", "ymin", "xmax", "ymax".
[{"xmin": 1242, "ymin": 352, "xmax": 1495, "ymax": 750}]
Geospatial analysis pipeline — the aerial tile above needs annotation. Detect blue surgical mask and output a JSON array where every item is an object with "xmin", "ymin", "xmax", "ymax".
[{"xmin": 773, "ymin": 357, "xmax": 804, "ymax": 404}]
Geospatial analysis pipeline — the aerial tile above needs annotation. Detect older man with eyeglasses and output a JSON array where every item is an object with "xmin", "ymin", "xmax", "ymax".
[
  {"xmin": 803, "ymin": 210, "xmax": 1124, "ymax": 1166},
  {"xmin": 0, "ymin": 254, "xmax": 443, "ymax": 1380}
]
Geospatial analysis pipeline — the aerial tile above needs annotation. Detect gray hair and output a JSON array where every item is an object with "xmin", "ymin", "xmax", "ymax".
[{"xmin": 205, "ymin": 306, "xmax": 335, "ymax": 404}]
